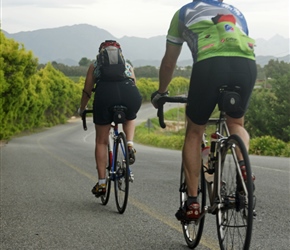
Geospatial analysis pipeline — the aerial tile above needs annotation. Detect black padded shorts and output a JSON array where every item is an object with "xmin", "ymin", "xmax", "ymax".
[
  {"xmin": 186, "ymin": 57, "xmax": 257, "ymax": 125},
  {"xmin": 93, "ymin": 79, "xmax": 142, "ymax": 125}
]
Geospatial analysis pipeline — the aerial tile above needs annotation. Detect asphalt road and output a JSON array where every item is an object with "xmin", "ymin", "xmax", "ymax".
[{"xmin": 1, "ymin": 103, "xmax": 290, "ymax": 250}]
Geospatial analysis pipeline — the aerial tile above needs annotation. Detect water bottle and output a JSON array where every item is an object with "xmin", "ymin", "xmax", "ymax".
[
  {"xmin": 203, "ymin": 133, "xmax": 218, "ymax": 183},
  {"xmin": 202, "ymin": 146, "xmax": 214, "ymax": 183},
  {"xmin": 210, "ymin": 133, "xmax": 218, "ymax": 159},
  {"xmin": 202, "ymin": 146, "xmax": 210, "ymax": 168}
]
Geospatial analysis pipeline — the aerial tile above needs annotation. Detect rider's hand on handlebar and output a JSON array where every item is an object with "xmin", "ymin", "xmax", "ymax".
[
  {"xmin": 77, "ymin": 107, "xmax": 86, "ymax": 117},
  {"xmin": 151, "ymin": 90, "xmax": 169, "ymax": 108}
]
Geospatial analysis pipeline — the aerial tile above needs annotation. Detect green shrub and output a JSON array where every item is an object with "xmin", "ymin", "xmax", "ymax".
[
  {"xmin": 249, "ymin": 136, "xmax": 290, "ymax": 157},
  {"xmin": 135, "ymin": 110, "xmax": 290, "ymax": 157},
  {"xmin": 135, "ymin": 117, "xmax": 184, "ymax": 150}
]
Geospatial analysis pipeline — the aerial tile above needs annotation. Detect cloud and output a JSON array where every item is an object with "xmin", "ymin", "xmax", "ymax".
[
  {"xmin": 3, "ymin": 0, "xmax": 98, "ymax": 6},
  {"xmin": 2, "ymin": 0, "xmax": 289, "ymax": 39}
]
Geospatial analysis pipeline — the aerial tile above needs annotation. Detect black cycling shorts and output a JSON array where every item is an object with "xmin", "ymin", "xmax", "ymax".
[
  {"xmin": 186, "ymin": 57, "xmax": 257, "ymax": 125},
  {"xmin": 93, "ymin": 79, "xmax": 142, "ymax": 125}
]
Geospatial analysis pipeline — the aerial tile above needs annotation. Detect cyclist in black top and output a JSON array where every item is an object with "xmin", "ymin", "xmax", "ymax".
[{"xmin": 78, "ymin": 41, "xmax": 142, "ymax": 197}]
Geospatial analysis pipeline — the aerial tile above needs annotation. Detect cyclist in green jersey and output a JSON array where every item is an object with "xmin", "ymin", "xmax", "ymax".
[{"xmin": 151, "ymin": 0, "xmax": 256, "ymax": 221}]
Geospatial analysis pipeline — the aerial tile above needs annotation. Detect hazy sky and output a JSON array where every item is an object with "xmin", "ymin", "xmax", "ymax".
[{"xmin": 1, "ymin": 0, "xmax": 289, "ymax": 40}]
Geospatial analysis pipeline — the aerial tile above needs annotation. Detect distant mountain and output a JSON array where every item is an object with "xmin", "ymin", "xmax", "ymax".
[
  {"xmin": 2, "ymin": 24, "xmax": 115, "ymax": 65},
  {"xmin": 3, "ymin": 24, "xmax": 289, "ymax": 67},
  {"xmin": 255, "ymin": 35, "xmax": 289, "ymax": 57}
]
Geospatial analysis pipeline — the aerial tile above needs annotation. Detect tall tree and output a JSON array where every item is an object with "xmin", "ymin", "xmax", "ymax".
[
  {"xmin": 246, "ymin": 60, "xmax": 290, "ymax": 142},
  {"xmin": 264, "ymin": 59, "xmax": 290, "ymax": 79},
  {"xmin": 79, "ymin": 57, "xmax": 93, "ymax": 67},
  {"xmin": 271, "ymin": 73, "xmax": 290, "ymax": 141}
]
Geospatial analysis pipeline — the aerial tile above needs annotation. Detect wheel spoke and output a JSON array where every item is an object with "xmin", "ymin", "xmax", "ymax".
[
  {"xmin": 101, "ymin": 145, "xmax": 112, "ymax": 205},
  {"xmin": 181, "ymin": 164, "xmax": 206, "ymax": 248},
  {"xmin": 114, "ymin": 132, "xmax": 129, "ymax": 214},
  {"xmin": 216, "ymin": 135, "xmax": 253, "ymax": 250}
]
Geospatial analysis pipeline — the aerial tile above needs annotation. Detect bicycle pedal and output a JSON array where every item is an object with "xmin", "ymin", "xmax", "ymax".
[
  {"xmin": 253, "ymin": 210, "xmax": 257, "ymax": 219},
  {"xmin": 194, "ymin": 210, "xmax": 207, "ymax": 224}
]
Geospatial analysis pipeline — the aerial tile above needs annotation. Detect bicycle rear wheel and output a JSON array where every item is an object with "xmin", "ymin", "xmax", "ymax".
[
  {"xmin": 114, "ymin": 132, "xmax": 129, "ymax": 214},
  {"xmin": 180, "ymin": 163, "xmax": 206, "ymax": 249},
  {"xmin": 101, "ymin": 145, "xmax": 112, "ymax": 205},
  {"xmin": 216, "ymin": 134, "xmax": 253, "ymax": 250}
]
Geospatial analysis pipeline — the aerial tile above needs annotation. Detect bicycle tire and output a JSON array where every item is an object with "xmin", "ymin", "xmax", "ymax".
[
  {"xmin": 101, "ymin": 144, "xmax": 112, "ymax": 205},
  {"xmin": 180, "ymin": 163, "xmax": 206, "ymax": 249},
  {"xmin": 114, "ymin": 132, "xmax": 130, "ymax": 214},
  {"xmin": 216, "ymin": 134, "xmax": 253, "ymax": 250}
]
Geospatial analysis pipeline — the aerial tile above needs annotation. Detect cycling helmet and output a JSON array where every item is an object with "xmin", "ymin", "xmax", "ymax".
[{"xmin": 98, "ymin": 40, "xmax": 121, "ymax": 52}]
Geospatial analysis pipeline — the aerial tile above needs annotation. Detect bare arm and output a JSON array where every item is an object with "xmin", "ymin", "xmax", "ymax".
[
  {"xmin": 158, "ymin": 43, "xmax": 182, "ymax": 93},
  {"xmin": 80, "ymin": 64, "xmax": 95, "ymax": 110}
]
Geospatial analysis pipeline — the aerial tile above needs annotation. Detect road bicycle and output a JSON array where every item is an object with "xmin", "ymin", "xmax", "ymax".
[
  {"xmin": 157, "ymin": 86, "xmax": 255, "ymax": 249},
  {"xmin": 82, "ymin": 105, "xmax": 132, "ymax": 214}
]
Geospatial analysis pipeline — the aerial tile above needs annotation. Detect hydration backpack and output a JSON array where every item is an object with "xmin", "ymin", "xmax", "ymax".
[{"xmin": 95, "ymin": 40, "xmax": 127, "ymax": 81}]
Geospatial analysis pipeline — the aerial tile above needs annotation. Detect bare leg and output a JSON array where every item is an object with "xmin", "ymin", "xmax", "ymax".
[
  {"xmin": 225, "ymin": 114, "xmax": 256, "ymax": 188},
  {"xmin": 182, "ymin": 118, "xmax": 206, "ymax": 197},
  {"xmin": 226, "ymin": 115, "xmax": 250, "ymax": 151},
  {"xmin": 95, "ymin": 124, "xmax": 111, "ymax": 179},
  {"xmin": 122, "ymin": 119, "xmax": 135, "ymax": 142}
]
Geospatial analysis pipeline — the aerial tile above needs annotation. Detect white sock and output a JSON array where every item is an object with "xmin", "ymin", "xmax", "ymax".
[
  {"xmin": 127, "ymin": 141, "xmax": 134, "ymax": 147},
  {"xmin": 99, "ymin": 179, "xmax": 106, "ymax": 185}
]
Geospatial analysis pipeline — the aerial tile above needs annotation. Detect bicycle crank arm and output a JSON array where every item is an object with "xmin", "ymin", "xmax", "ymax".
[
  {"xmin": 206, "ymin": 203, "xmax": 221, "ymax": 214},
  {"xmin": 194, "ymin": 207, "xmax": 208, "ymax": 224}
]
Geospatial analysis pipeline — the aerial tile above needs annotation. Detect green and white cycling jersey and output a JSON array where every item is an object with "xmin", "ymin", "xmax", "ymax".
[{"xmin": 167, "ymin": 0, "xmax": 255, "ymax": 62}]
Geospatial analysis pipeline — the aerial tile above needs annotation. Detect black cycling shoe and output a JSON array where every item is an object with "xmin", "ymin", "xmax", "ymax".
[
  {"xmin": 91, "ymin": 182, "xmax": 106, "ymax": 198},
  {"xmin": 128, "ymin": 146, "xmax": 136, "ymax": 165}
]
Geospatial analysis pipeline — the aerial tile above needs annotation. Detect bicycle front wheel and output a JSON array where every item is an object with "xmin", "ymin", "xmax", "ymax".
[
  {"xmin": 114, "ymin": 132, "xmax": 129, "ymax": 214},
  {"xmin": 216, "ymin": 134, "xmax": 254, "ymax": 250},
  {"xmin": 180, "ymin": 163, "xmax": 206, "ymax": 249},
  {"xmin": 101, "ymin": 145, "xmax": 112, "ymax": 205}
]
